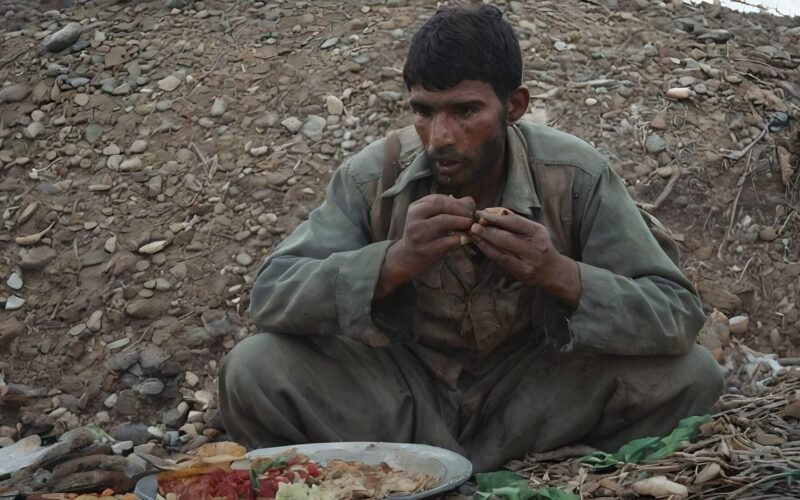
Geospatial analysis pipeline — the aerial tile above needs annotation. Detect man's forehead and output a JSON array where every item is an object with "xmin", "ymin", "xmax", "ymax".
[{"xmin": 409, "ymin": 80, "xmax": 496, "ymax": 105}]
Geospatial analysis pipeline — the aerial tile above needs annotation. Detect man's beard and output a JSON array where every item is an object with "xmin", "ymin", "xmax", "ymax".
[{"xmin": 430, "ymin": 119, "xmax": 507, "ymax": 191}]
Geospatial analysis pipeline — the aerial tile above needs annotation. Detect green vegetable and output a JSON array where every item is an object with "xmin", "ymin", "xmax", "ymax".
[
  {"xmin": 580, "ymin": 414, "xmax": 712, "ymax": 471},
  {"xmin": 250, "ymin": 456, "xmax": 291, "ymax": 492}
]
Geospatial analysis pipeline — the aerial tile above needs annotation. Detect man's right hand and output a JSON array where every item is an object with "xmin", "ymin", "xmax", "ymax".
[{"xmin": 373, "ymin": 194, "xmax": 476, "ymax": 301}]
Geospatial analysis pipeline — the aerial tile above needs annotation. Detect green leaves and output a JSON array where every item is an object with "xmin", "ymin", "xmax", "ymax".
[
  {"xmin": 475, "ymin": 471, "xmax": 579, "ymax": 500},
  {"xmin": 580, "ymin": 414, "xmax": 713, "ymax": 471}
]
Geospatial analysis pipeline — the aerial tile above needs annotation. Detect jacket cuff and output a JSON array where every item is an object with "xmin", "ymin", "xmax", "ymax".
[{"xmin": 562, "ymin": 262, "xmax": 618, "ymax": 352}]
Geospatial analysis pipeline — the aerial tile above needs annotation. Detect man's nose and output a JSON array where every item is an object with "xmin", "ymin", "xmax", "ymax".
[{"xmin": 428, "ymin": 113, "xmax": 455, "ymax": 150}]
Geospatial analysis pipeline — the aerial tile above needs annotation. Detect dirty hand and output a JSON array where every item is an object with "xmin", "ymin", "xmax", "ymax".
[
  {"xmin": 374, "ymin": 194, "xmax": 475, "ymax": 301},
  {"xmin": 470, "ymin": 208, "xmax": 582, "ymax": 307}
]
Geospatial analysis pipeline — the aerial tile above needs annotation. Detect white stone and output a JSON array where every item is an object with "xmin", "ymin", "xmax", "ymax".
[
  {"xmin": 326, "ymin": 95, "xmax": 344, "ymax": 115},
  {"xmin": 7, "ymin": 272, "xmax": 23, "ymax": 291},
  {"xmin": 5, "ymin": 295, "xmax": 24, "ymax": 310},
  {"xmin": 130, "ymin": 139, "xmax": 148, "ymax": 153},
  {"xmin": 158, "ymin": 75, "xmax": 182, "ymax": 92}
]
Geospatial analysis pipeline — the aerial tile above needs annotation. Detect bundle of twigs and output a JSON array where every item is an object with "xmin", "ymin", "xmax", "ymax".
[{"xmin": 507, "ymin": 346, "xmax": 800, "ymax": 499}]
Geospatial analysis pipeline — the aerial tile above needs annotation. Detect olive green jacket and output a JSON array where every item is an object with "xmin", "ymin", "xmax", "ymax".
[{"xmin": 249, "ymin": 122, "xmax": 705, "ymax": 384}]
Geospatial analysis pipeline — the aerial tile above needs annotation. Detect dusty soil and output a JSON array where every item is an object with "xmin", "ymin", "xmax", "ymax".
[{"xmin": 0, "ymin": 0, "xmax": 798, "ymax": 459}]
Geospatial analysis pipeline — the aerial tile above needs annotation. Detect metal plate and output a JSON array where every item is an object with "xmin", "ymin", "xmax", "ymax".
[{"xmin": 135, "ymin": 442, "xmax": 472, "ymax": 500}]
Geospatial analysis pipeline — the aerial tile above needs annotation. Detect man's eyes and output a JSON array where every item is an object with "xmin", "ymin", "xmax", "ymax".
[{"xmin": 456, "ymin": 106, "xmax": 478, "ymax": 117}]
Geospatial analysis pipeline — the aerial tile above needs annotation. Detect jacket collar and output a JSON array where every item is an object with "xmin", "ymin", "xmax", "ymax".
[{"xmin": 381, "ymin": 124, "xmax": 541, "ymax": 217}]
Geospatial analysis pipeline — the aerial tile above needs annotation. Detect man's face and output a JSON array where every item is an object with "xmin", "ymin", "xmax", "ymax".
[{"xmin": 409, "ymin": 80, "xmax": 507, "ymax": 191}]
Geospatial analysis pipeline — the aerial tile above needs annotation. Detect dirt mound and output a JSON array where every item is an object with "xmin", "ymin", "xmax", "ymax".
[{"xmin": 0, "ymin": 0, "xmax": 798, "ymax": 477}]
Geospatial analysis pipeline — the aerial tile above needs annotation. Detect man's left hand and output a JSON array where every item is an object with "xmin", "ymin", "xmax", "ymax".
[{"xmin": 469, "ymin": 208, "xmax": 582, "ymax": 308}]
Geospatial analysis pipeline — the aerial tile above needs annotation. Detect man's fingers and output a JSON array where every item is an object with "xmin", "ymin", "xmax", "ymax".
[
  {"xmin": 417, "ymin": 214, "xmax": 474, "ymax": 240},
  {"xmin": 424, "ymin": 234, "xmax": 463, "ymax": 256},
  {"xmin": 473, "ymin": 237, "xmax": 521, "ymax": 269},
  {"xmin": 470, "ymin": 224, "xmax": 529, "ymax": 256},
  {"xmin": 411, "ymin": 194, "xmax": 476, "ymax": 219},
  {"xmin": 475, "ymin": 208, "xmax": 537, "ymax": 235}
]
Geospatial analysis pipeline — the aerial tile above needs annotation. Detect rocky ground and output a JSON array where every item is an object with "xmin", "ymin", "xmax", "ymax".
[{"xmin": 0, "ymin": 0, "xmax": 799, "ymax": 495}]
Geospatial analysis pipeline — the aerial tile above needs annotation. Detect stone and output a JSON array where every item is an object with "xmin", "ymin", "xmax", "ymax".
[
  {"xmin": 19, "ymin": 247, "xmax": 57, "ymax": 269},
  {"xmin": 130, "ymin": 140, "xmax": 148, "ymax": 153},
  {"xmin": 326, "ymin": 95, "xmax": 344, "ymax": 115},
  {"xmin": 281, "ymin": 116, "xmax": 303, "ymax": 133},
  {"xmin": 321, "ymin": 37, "xmax": 339, "ymax": 49},
  {"xmin": 300, "ymin": 115, "xmax": 326, "ymax": 142},
  {"xmin": 104, "ymin": 393, "xmax": 118, "ymax": 409},
  {"xmin": 645, "ymin": 134, "xmax": 668, "ymax": 154},
  {"xmin": 585, "ymin": 97, "xmax": 597, "ymax": 106},
  {"xmin": 5, "ymin": 295, "xmax": 25, "ymax": 311},
  {"xmin": 112, "ymin": 422, "xmax": 150, "ymax": 443},
  {"xmin": 184, "ymin": 371, "xmax": 199, "ymax": 387},
  {"xmin": 134, "ymin": 378, "xmax": 165, "ymax": 396},
  {"xmin": 85, "ymin": 123, "xmax": 104, "ymax": 145},
  {"xmin": 643, "ymin": 43, "xmax": 657, "ymax": 57},
  {"xmin": 119, "ymin": 158, "xmax": 142, "ymax": 171},
  {"xmin": 759, "ymin": 226, "xmax": 778, "ymax": 241},
  {"xmin": 155, "ymin": 278, "xmax": 172, "ymax": 291},
  {"xmin": 103, "ymin": 144, "xmax": 121, "ymax": 156},
  {"xmin": 111, "ymin": 441, "xmax": 134, "ymax": 454},
  {"xmin": 158, "ymin": 75, "xmax": 182, "ymax": 92},
  {"xmin": 43, "ymin": 22, "xmax": 82, "ymax": 53},
  {"xmin": 126, "ymin": 298, "xmax": 169, "ymax": 319},
  {"xmin": 106, "ymin": 349, "xmax": 140, "ymax": 372},
  {"xmin": 140, "ymin": 345, "xmax": 170, "ymax": 372},
  {"xmin": 729, "ymin": 315, "xmax": 749, "ymax": 334},
  {"xmin": 166, "ymin": 0, "xmax": 185, "ymax": 8},
  {"xmin": 23, "ymin": 122, "xmax": 45, "ymax": 140},
  {"xmin": 650, "ymin": 114, "xmax": 668, "ymax": 130},
  {"xmin": 111, "ymin": 82, "xmax": 131, "ymax": 95},
  {"xmin": 236, "ymin": 252, "xmax": 253, "ymax": 266},
  {"xmin": 7, "ymin": 272, "xmax": 23, "ymax": 291},
  {"xmin": 0, "ymin": 84, "xmax": 31, "ymax": 104},
  {"xmin": 74, "ymin": 93, "xmax": 89, "ymax": 106},
  {"xmin": 210, "ymin": 97, "xmax": 226, "ymax": 117}
]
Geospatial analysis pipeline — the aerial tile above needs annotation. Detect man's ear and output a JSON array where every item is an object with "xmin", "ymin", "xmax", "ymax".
[{"xmin": 506, "ymin": 86, "xmax": 530, "ymax": 123}]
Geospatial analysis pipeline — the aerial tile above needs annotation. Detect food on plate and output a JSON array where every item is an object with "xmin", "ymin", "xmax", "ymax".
[{"xmin": 156, "ymin": 444, "xmax": 437, "ymax": 499}]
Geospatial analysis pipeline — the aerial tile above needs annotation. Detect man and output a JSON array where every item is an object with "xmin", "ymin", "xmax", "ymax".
[{"xmin": 220, "ymin": 5, "xmax": 724, "ymax": 473}]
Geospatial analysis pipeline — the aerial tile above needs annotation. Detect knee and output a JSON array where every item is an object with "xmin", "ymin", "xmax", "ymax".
[
  {"xmin": 686, "ymin": 345, "xmax": 725, "ymax": 409},
  {"xmin": 220, "ymin": 332, "xmax": 304, "ymax": 394}
]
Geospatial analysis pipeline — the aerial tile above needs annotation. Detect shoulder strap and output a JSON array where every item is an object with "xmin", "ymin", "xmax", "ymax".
[{"xmin": 370, "ymin": 132, "xmax": 402, "ymax": 242}]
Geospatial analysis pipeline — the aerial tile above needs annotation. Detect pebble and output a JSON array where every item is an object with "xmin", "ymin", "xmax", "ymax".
[
  {"xmin": 184, "ymin": 371, "xmax": 199, "ymax": 387},
  {"xmin": 134, "ymin": 378, "xmax": 165, "ymax": 396},
  {"xmin": 249, "ymin": 146, "xmax": 269, "ymax": 157},
  {"xmin": 0, "ymin": 84, "xmax": 31, "ymax": 104},
  {"xmin": 301, "ymin": 115, "xmax": 326, "ymax": 142},
  {"xmin": 236, "ymin": 252, "xmax": 253, "ymax": 266},
  {"xmin": 7, "ymin": 272, "xmax": 23, "ymax": 291},
  {"xmin": 74, "ymin": 93, "xmax": 89, "ymax": 106},
  {"xmin": 155, "ymin": 278, "xmax": 172, "ymax": 291},
  {"xmin": 321, "ymin": 37, "xmax": 339, "ymax": 49},
  {"xmin": 5, "ymin": 295, "xmax": 25, "ymax": 311},
  {"xmin": 158, "ymin": 75, "xmax": 182, "ymax": 92},
  {"xmin": 104, "ymin": 393, "xmax": 118, "ymax": 409},
  {"xmin": 23, "ymin": 122, "xmax": 45, "ymax": 140},
  {"xmin": 87, "ymin": 310, "xmax": 103, "ymax": 331},
  {"xmin": 120, "ymin": 158, "xmax": 143, "ymax": 171},
  {"xmin": 759, "ymin": 226, "xmax": 778, "ymax": 241},
  {"xmin": 85, "ymin": 123, "xmax": 104, "ymax": 144},
  {"xmin": 210, "ymin": 97, "xmax": 226, "ymax": 117},
  {"xmin": 326, "ymin": 95, "xmax": 344, "ymax": 115},
  {"xmin": 643, "ymin": 43, "xmax": 658, "ymax": 57},
  {"xmin": 103, "ymin": 144, "xmax": 121, "ymax": 156},
  {"xmin": 42, "ymin": 22, "xmax": 82, "ymax": 53},
  {"xmin": 130, "ymin": 140, "xmax": 148, "ymax": 153},
  {"xmin": 111, "ymin": 441, "xmax": 134, "ymax": 454},
  {"xmin": 645, "ymin": 133, "xmax": 668, "ymax": 154},
  {"xmin": 156, "ymin": 100, "xmax": 173, "ymax": 111},
  {"xmin": 585, "ymin": 97, "xmax": 598, "ymax": 106},
  {"xmin": 281, "ymin": 116, "xmax": 303, "ymax": 133},
  {"xmin": 106, "ymin": 338, "xmax": 130, "ymax": 350}
]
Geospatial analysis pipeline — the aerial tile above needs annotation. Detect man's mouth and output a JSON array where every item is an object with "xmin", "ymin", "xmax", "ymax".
[{"xmin": 435, "ymin": 159, "xmax": 462, "ymax": 172}]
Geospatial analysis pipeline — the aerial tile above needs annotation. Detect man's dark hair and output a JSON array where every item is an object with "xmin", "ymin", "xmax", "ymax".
[{"xmin": 403, "ymin": 5, "xmax": 522, "ymax": 102}]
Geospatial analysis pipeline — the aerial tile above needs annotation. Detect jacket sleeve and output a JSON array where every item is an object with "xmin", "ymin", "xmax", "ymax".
[
  {"xmin": 248, "ymin": 159, "xmax": 398, "ymax": 346},
  {"xmin": 564, "ymin": 166, "xmax": 705, "ymax": 356}
]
